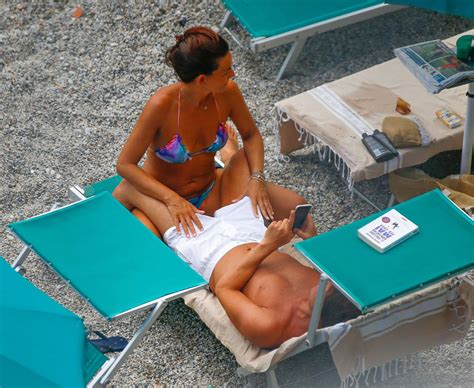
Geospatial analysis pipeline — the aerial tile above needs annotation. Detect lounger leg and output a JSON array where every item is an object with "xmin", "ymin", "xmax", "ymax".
[
  {"xmin": 95, "ymin": 300, "xmax": 168, "ymax": 386},
  {"xmin": 265, "ymin": 368, "xmax": 280, "ymax": 388},
  {"xmin": 306, "ymin": 274, "xmax": 328, "ymax": 347},
  {"xmin": 387, "ymin": 193, "xmax": 395, "ymax": 208},
  {"xmin": 351, "ymin": 186, "xmax": 381, "ymax": 211},
  {"xmin": 460, "ymin": 83, "xmax": 474, "ymax": 175},
  {"xmin": 276, "ymin": 37, "xmax": 308, "ymax": 81},
  {"xmin": 220, "ymin": 10, "xmax": 235, "ymax": 29},
  {"xmin": 11, "ymin": 202, "xmax": 61, "ymax": 273},
  {"xmin": 244, "ymin": 373, "xmax": 257, "ymax": 388},
  {"xmin": 69, "ymin": 185, "xmax": 86, "ymax": 201},
  {"xmin": 12, "ymin": 246, "xmax": 32, "ymax": 274}
]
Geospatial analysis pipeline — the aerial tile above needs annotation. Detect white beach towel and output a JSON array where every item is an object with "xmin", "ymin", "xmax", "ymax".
[
  {"xmin": 183, "ymin": 241, "xmax": 473, "ymax": 381},
  {"xmin": 275, "ymin": 30, "xmax": 473, "ymax": 187}
]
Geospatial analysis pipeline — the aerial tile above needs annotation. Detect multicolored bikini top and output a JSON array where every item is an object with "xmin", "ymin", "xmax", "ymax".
[{"xmin": 155, "ymin": 89, "xmax": 228, "ymax": 164}]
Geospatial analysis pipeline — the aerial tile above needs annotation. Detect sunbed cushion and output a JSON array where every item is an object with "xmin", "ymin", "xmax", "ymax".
[{"xmin": 222, "ymin": 0, "xmax": 384, "ymax": 38}]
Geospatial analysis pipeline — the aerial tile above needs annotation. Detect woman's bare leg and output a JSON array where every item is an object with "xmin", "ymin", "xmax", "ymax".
[
  {"xmin": 132, "ymin": 208, "xmax": 162, "ymax": 238},
  {"xmin": 219, "ymin": 150, "xmax": 317, "ymax": 234},
  {"xmin": 113, "ymin": 180, "xmax": 175, "ymax": 236}
]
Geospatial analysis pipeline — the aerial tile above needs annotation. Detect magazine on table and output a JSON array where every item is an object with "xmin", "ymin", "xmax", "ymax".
[
  {"xmin": 358, "ymin": 209, "xmax": 418, "ymax": 253},
  {"xmin": 394, "ymin": 39, "xmax": 474, "ymax": 94}
]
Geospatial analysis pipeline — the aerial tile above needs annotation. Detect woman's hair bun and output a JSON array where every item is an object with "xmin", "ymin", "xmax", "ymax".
[{"xmin": 165, "ymin": 26, "xmax": 229, "ymax": 83}]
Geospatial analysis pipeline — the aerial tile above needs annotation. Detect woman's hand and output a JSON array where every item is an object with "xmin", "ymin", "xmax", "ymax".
[
  {"xmin": 247, "ymin": 178, "xmax": 274, "ymax": 220},
  {"xmin": 233, "ymin": 178, "xmax": 274, "ymax": 220},
  {"xmin": 261, "ymin": 211, "xmax": 295, "ymax": 249},
  {"xmin": 165, "ymin": 194, "xmax": 204, "ymax": 238}
]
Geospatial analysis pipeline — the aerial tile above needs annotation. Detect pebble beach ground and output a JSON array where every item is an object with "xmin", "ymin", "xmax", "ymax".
[{"xmin": 1, "ymin": 1, "xmax": 473, "ymax": 386}]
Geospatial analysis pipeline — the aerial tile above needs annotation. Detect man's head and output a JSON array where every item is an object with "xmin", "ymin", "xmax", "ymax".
[{"xmin": 319, "ymin": 287, "xmax": 361, "ymax": 328}]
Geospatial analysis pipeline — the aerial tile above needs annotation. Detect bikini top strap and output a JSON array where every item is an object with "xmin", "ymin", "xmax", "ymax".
[
  {"xmin": 213, "ymin": 93, "xmax": 222, "ymax": 122},
  {"xmin": 177, "ymin": 87, "xmax": 181, "ymax": 134}
]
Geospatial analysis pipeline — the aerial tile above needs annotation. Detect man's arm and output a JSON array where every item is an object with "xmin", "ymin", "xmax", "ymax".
[
  {"xmin": 214, "ymin": 285, "xmax": 284, "ymax": 348},
  {"xmin": 213, "ymin": 213, "xmax": 295, "ymax": 348},
  {"xmin": 214, "ymin": 212, "xmax": 295, "ymax": 293}
]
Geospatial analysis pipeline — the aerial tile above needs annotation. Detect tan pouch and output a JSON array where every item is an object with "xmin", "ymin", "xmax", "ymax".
[
  {"xmin": 389, "ymin": 168, "xmax": 474, "ymax": 211},
  {"xmin": 382, "ymin": 116, "xmax": 421, "ymax": 148}
]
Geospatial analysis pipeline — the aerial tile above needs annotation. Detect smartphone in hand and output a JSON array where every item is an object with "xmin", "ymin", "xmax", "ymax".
[{"xmin": 293, "ymin": 204, "xmax": 313, "ymax": 230}]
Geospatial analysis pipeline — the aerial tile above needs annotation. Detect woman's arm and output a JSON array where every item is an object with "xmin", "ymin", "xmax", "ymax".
[
  {"xmin": 116, "ymin": 95, "xmax": 204, "ymax": 236},
  {"xmin": 116, "ymin": 96, "xmax": 175, "ymax": 202},
  {"xmin": 226, "ymin": 81, "xmax": 274, "ymax": 219}
]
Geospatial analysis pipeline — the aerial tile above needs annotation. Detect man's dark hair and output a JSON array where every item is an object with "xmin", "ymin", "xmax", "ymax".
[
  {"xmin": 320, "ymin": 288, "xmax": 361, "ymax": 328},
  {"xmin": 165, "ymin": 26, "xmax": 229, "ymax": 83}
]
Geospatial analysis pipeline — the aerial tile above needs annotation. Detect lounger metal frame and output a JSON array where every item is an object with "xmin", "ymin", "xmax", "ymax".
[{"xmin": 220, "ymin": 4, "xmax": 404, "ymax": 81}]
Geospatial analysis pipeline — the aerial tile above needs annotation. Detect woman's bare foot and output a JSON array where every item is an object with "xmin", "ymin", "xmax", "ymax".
[{"xmin": 220, "ymin": 121, "xmax": 239, "ymax": 164}]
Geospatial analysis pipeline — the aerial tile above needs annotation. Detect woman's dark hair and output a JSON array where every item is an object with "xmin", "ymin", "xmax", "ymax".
[{"xmin": 165, "ymin": 26, "xmax": 229, "ymax": 83}]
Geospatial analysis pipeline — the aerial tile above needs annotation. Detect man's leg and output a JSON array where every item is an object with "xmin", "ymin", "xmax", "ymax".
[
  {"xmin": 219, "ymin": 122, "xmax": 239, "ymax": 164},
  {"xmin": 265, "ymin": 182, "xmax": 317, "ymax": 236}
]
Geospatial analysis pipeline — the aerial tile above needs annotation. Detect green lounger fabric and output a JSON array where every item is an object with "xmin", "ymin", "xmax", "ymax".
[
  {"xmin": 84, "ymin": 175, "xmax": 123, "ymax": 198},
  {"xmin": 295, "ymin": 190, "xmax": 474, "ymax": 311},
  {"xmin": 9, "ymin": 192, "xmax": 206, "ymax": 319},
  {"xmin": 84, "ymin": 342, "xmax": 107, "ymax": 383},
  {"xmin": 0, "ymin": 258, "xmax": 106, "ymax": 387},
  {"xmin": 222, "ymin": 0, "xmax": 385, "ymax": 37},
  {"xmin": 385, "ymin": 0, "xmax": 474, "ymax": 20}
]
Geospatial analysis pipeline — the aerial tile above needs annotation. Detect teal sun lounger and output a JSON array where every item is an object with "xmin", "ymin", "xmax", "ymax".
[
  {"xmin": 0, "ymin": 257, "xmax": 108, "ymax": 387},
  {"xmin": 220, "ymin": 0, "xmax": 404, "ymax": 80},
  {"xmin": 8, "ymin": 192, "xmax": 207, "ymax": 387},
  {"xmin": 295, "ymin": 189, "xmax": 474, "ymax": 315}
]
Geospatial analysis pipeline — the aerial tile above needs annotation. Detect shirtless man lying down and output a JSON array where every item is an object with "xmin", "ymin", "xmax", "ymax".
[
  {"xmin": 175, "ymin": 197, "xmax": 359, "ymax": 347},
  {"xmin": 127, "ymin": 188, "xmax": 359, "ymax": 348},
  {"xmin": 118, "ymin": 136, "xmax": 358, "ymax": 347}
]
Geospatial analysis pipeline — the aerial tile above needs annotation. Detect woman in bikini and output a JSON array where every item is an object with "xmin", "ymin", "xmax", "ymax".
[{"xmin": 113, "ymin": 26, "xmax": 316, "ymax": 238}]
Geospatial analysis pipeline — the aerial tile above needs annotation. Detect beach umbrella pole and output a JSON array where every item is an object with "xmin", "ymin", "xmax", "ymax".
[{"xmin": 461, "ymin": 83, "xmax": 474, "ymax": 175}]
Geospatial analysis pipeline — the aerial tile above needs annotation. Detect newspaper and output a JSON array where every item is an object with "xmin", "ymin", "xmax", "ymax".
[{"xmin": 394, "ymin": 40, "xmax": 474, "ymax": 94}]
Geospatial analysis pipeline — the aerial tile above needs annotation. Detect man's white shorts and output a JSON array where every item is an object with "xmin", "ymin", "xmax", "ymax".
[{"xmin": 163, "ymin": 197, "xmax": 267, "ymax": 281}]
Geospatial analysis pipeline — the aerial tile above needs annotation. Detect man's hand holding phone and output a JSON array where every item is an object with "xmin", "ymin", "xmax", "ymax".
[
  {"xmin": 292, "ymin": 204, "xmax": 317, "ymax": 240},
  {"xmin": 263, "ymin": 204, "xmax": 317, "ymax": 245},
  {"xmin": 261, "ymin": 210, "xmax": 296, "ymax": 249}
]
